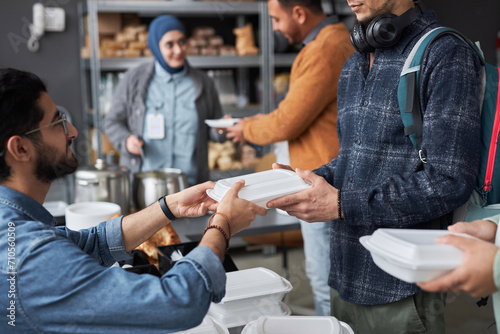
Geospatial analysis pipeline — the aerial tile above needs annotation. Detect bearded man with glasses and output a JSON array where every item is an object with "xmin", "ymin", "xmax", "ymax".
[{"xmin": 0, "ymin": 68, "xmax": 266, "ymax": 333}]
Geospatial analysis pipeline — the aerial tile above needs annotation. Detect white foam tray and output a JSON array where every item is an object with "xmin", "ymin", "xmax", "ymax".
[
  {"xmin": 360, "ymin": 228, "xmax": 468, "ymax": 283},
  {"xmin": 204, "ymin": 118, "xmax": 241, "ymax": 128},
  {"xmin": 209, "ymin": 302, "xmax": 291, "ymax": 329},
  {"xmin": 208, "ymin": 268, "xmax": 292, "ymax": 329},
  {"xmin": 207, "ymin": 169, "xmax": 310, "ymax": 208}
]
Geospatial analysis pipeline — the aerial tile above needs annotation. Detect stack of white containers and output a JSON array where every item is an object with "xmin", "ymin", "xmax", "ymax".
[
  {"xmin": 171, "ymin": 268, "xmax": 292, "ymax": 334},
  {"xmin": 208, "ymin": 267, "xmax": 293, "ymax": 334}
]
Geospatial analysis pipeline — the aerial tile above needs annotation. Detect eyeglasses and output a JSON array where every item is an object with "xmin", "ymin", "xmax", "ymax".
[{"xmin": 24, "ymin": 110, "xmax": 69, "ymax": 136}]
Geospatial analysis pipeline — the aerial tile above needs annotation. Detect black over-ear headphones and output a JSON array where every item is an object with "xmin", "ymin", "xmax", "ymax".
[{"xmin": 350, "ymin": 1, "xmax": 425, "ymax": 53}]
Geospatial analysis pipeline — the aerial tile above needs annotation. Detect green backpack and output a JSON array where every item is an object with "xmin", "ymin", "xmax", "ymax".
[{"xmin": 398, "ymin": 27, "xmax": 500, "ymax": 209}]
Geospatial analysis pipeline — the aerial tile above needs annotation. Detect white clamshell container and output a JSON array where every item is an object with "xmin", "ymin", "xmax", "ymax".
[
  {"xmin": 208, "ymin": 267, "xmax": 293, "ymax": 329},
  {"xmin": 174, "ymin": 316, "xmax": 229, "ymax": 334},
  {"xmin": 206, "ymin": 169, "xmax": 311, "ymax": 208},
  {"xmin": 241, "ymin": 316, "xmax": 354, "ymax": 334},
  {"xmin": 360, "ymin": 228, "xmax": 467, "ymax": 283},
  {"xmin": 209, "ymin": 302, "xmax": 291, "ymax": 330}
]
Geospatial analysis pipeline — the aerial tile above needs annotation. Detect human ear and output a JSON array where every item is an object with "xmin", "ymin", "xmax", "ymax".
[
  {"xmin": 5, "ymin": 136, "xmax": 33, "ymax": 163},
  {"xmin": 292, "ymin": 6, "xmax": 307, "ymax": 25}
]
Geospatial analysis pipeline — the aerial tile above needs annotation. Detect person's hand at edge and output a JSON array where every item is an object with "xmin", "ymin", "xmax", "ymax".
[
  {"xmin": 448, "ymin": 219, "xmax": 497, "ymax": 243},
  {"xmin": 417, "ymin": 234, "xmax": 499, "ymax": 297}
]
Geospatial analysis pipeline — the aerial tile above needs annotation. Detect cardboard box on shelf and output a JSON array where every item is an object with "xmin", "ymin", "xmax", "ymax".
[{"xmin": 98, "ymin": 13, "xmax": 122, "ymax": 35}]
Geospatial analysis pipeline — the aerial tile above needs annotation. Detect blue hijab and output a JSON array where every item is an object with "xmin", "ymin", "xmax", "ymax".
[{"xmin": 147, "ymin": 15, "xmax": 186, "ymax": 74}]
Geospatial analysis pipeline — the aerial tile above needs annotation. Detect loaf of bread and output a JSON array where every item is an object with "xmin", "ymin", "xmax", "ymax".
[
  {"xmin": 192, "ymin": 26, "xmax": 216, "ymax": 38},
  {"xmin": 136, "ymin": 224, "xmax": 181, "ymax": 264}
]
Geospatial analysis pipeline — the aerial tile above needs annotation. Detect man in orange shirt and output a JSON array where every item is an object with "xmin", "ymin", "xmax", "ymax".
[{"xmin": 227, "ymin": 0, "xmax": 354, "ymax": 316}]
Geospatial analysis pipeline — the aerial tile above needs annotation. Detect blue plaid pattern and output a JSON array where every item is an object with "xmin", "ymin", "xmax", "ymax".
[{"xmin": 315, "ymin": 11, "xmax": 483, "ymax": 305}]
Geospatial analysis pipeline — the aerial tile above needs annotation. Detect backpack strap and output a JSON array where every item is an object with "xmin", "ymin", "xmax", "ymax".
[{"xmin": 397, "ymin": 27, "xmax": 485, "ymax": 155}]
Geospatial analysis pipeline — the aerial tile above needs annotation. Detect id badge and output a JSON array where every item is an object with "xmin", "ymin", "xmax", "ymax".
[{"xmin": 147, "ymin": 113, "xmax": 165, "ymax": 139}]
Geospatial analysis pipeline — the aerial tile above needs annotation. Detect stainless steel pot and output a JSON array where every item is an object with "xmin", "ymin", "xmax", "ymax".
[
  {"xmin": 74, "ymin": 159, "xmax": 130, "ymax": 214},
  {"xmin": 133, "ymin": 168, "xmax": 188, "ymax": 210}
]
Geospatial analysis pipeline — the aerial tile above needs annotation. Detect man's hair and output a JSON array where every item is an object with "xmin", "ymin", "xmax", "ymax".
[
  {"xmin": 0, "ymin": 68, "xmax": 46, "ymax": 182},
  {"xmin": 277, "ymin": 0, "xmax": 324, "ymax": 13}
]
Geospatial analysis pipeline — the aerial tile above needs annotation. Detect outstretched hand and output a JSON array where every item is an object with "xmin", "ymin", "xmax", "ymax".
[
  {"xmin": 226, "ymin": 121, "xmax": 245, "ymax": 144},
  {"xmin": 266, "ymin": 168, "xmax": 339, "ymax": 222},
  {"xmin": 217, "ymin": 180, "xmax": 267, "ymax": 236},
  {"xmin": 168, "ymin": 181, "xmax": 218, "ymax": 218}
]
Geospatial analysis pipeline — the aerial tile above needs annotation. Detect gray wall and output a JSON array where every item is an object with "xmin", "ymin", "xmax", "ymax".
[
  {"xmin": 426, "ymin": 0, "xmax": 500, "ymax": 64},
  {"xmin": 0, "ymin": 0, "xmax": 88, "ymax": 163},
  {"xmin": 0, "ymin": 0, "xmax": 498, "ymax": 167}
]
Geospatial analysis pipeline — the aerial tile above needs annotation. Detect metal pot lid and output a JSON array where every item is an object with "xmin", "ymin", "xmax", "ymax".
[
  {"xmin": 134, "ymin": 168, "xmax": 186, "ymax": 179},
  {"xmin": 76, "ymin": 159, "xmax": 129, "ymax": 179}
]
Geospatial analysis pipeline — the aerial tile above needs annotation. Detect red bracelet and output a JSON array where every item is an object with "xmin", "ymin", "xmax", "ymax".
[{"xmin": 203, "ymin": 225, "xmax": 230, "ymax": 253}]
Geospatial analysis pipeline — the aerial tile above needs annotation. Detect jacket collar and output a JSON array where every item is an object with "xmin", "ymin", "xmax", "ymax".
[
  {"xmin": 145, "ymin": 60, "xmax": 203, "ymax": 100},
  {"xmin": 393, "ymin": 10, "xmax": 437, "ymax": 55},
  {"xmin": 302, "ymin": 15, "xmax": 340, "ymax": 46},
  {"xmin": 0, "ymin": 185, "xmax": 56, "ymax": 226}
]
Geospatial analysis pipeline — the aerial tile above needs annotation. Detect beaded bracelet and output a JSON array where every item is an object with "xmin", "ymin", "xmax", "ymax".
[
  {"xmin": 337, "ymin": 189, "xmax": 343, "ymax": 220},
  {"xmin": 207, "ymin": 212, "xmax": 232, "ymax": 237},
  {"xmin": 204, "ymin": 212, "xmax": 232, "ymax": 253},
  {"xmin": 203, "ymin": 225, "xmax": 230, "ymax": 253}
]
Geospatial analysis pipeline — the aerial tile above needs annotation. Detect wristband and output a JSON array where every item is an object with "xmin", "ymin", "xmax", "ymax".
[
  {"xmin": 337, "ymin": 189, "xmax": 343, "ymax": 220},
  {"xmin": 158, "ymin": 196, "xmax": 177, "ymax": 221}
]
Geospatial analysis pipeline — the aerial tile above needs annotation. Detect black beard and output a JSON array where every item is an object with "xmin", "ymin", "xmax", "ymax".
[{"xmin": 34, "ymin": 142, "xmax": 78, "ymax": 183}]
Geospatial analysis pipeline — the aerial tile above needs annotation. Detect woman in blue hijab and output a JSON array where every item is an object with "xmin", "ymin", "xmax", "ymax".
[{"xmin": 104, "ymin": 15, "xmax": 223, "ymax": 189}]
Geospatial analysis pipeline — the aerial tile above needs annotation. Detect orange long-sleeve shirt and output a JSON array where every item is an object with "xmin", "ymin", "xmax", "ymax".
[{"xmin": 243, "ymin": 23, "xmax": 354, "ymax": 170}]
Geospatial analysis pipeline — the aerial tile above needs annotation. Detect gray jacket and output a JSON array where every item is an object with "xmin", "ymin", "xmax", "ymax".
[{"xmin": 104, "ymin": 61, "xmax": 222, "ymax": 184}]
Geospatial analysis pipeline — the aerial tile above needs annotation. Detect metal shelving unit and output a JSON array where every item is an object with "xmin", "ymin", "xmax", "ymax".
[
  {"xmin": 90, "ymin": 1, "xmax": 260, "ymax": 15},
  {"xmin": 79, "ymin": 0, "xmax": 354, "ymax": 160},
  {"xmin": 83, "ymin": 55, "xmax": 262, "ymax": 71},
  {"xmin": 80, "ymin": 0, "xmax": 273, "ymax": 160}
]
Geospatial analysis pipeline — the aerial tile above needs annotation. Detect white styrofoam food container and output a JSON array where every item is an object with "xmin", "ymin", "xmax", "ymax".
[
  {"xmin": 208, "ymin": 267, "xmax": 293, "ymax": 328},
  {"xmin": 174, "ymin": 316, "xmax": 229, "ymax": 334},
  {"xmin": 206, "ymin": 169, "xmax": 311, "ymax": 208},
  {"xmin": 209, "ymin": 302, "xmax": 291, "ymax": 330},
  {"xmin": 241, "ymin": 316, "xmax": 354, "ymax": 334},
  {"xmin": 360, "ymin": 228, "xmax": 467, "ymax": 283},
  {"xmin": 217, "ymin": 267, "xmax": 293, "ymax": 307}
]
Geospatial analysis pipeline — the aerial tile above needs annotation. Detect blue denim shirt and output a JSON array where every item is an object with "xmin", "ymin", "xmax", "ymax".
[
  {"xmin": 0, "ymin": 185, "xmax": 226, "ymax": 333},
  {"xmin": 315, "ymin": 11, "xmax": 482, "ymax": 305}
]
